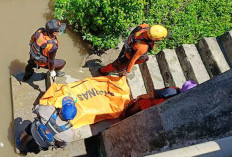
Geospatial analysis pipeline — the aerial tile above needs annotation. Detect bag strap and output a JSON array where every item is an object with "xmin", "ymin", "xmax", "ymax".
[{"xmin": 128, "ymin": 26, "xmax": 153, "ymax": 51}]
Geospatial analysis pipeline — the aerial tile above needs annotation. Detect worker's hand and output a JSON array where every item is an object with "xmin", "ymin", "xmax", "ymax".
[
  {"xmin": 122, "ymin": 71, "xmax": 128, "ymax": 77},
  {"xmin": 49, "ymin": 70, "xmax": 56, "ymax": 77},
  {"xmin": 118, "ymin": 70, "xmax": 128, "ymax": 77}
]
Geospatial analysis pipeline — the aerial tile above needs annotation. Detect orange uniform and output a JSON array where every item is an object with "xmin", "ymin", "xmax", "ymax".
[
  {"xmin": 124, "ymin": 87, "xmax": 180, "ymax": 117},
  {"xmin": 23, "ymin": 28, "xmax": 66, "ymax": 81},
  {"xmin": 100, "ymin": 23, "xmax": 155, "ymax": 74},
  {"xmin": 138, "ymin": 87, "xmax": 180, "ymax": 110},
  {"xmin": 126, "ymin": 23, "xmax": 155, "ymax": 72},
  {"xmin": 30, "ymin": 28, "xmax": 59, "ymax": 70},
  {"xmin": 23, "ymin": 19, "xmax": 67, "ymax": 81}
]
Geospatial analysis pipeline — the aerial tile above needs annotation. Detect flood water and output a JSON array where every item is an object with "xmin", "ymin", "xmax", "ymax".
[{"xmin": 0, "ymin": 0, "xmax": 90, "ymax": 156}]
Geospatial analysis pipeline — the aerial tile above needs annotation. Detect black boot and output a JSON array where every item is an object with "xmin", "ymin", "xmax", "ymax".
[{"xmin": 23, "ymin": 69, "xmax": 34, "ymax": 81}]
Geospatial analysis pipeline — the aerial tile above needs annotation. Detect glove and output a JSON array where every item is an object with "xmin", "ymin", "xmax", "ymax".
[
  {"xmin": 118, "ymin": 70, "xmax": 128, "ymax": 77},
  {"xmin": 49, "ymin": 70, "xmax": 56, "ymax": 77},
  {"xmin": 122, "ymin": 70, "xmax": 128, "ymax": 77}
]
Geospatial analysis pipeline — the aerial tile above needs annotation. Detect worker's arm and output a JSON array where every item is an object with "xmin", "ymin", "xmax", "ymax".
[
  {"xmin": 33, "ymin": 32, "xmax": 47, "ymax": 56},
  {"xmin": 126, "ymin": 42, "xmax": 148, "ymax": 73},
  {"xmin": 33, "ymin": 105, "xmax": 56, "ymax": 125},
  {"xmin": 32, "ymin": 104, "xmax": 40, "ymax": 115},
  {"xmin": 54, "ymin": 128, "xmax": 75, "ymax": 148},
  {"xmin": 35, "ymin": 32, "xmax": 47, "ymax": 47}
]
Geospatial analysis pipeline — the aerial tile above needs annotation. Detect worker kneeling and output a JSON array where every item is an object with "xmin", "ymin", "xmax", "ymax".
[
  {"xmin": 99, "ymin": 24, "xmax": 168, "ymax": 76},
  {"xmin": 16, "ymin": 96, "xmax": 77, "ymax": 154},
  {"xmin": 23, "ymin": 19, "xmax": 67, "ymax": 81}
]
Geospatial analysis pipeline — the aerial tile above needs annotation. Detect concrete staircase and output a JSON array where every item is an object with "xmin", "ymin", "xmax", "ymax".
[
  {"xmin": 99, "ymin": 30, "xmax": 232, "ymax": 156},
  {"xmin": 127, "ymin": 31, "xmax": 232, "ymax": 99}
]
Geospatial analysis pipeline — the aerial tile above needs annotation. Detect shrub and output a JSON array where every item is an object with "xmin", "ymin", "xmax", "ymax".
[
  {"xmin": 54, "ymin": 0, "xmax": 232, "ymax": 53},
  {"xmin": 148, "ymin": 0, "xmax": 232, "ymax": 54},
  {"xmin": 54, "ymin": 0, "xmax": 147, "ymax": 50}
]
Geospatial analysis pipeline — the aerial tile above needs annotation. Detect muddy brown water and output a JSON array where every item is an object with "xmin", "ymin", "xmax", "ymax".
[{"xmin": 0, "ymin": 0, "xmax": 90, "ymax": 156}]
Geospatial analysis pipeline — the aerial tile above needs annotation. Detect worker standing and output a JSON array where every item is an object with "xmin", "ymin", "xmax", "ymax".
[
  {"xmin": 99, "ymin": 23, "xmax": 168, "ymax": 76},
  {"xmin": 23, "ymin": 19, "xmax": 66, "ymax": 81}
]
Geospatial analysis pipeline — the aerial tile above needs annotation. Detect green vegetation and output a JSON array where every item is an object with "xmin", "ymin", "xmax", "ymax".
[{"xmin": 54, "ymin": 0, "xmax": 232, "ymax": 54}]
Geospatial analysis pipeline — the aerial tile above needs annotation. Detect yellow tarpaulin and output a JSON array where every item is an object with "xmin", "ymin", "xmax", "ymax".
[{"xmin": 39, "ymin": 76, "xmax": 130, "ymax": 128}]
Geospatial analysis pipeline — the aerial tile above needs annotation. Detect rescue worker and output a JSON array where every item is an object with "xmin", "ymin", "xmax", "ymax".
[
  {"xmin": 16, "ymin": 96, "xmax": 77, "ymax": 154},
  {"xmin": 125, "ymin": 80, "xmax": 197, "ymax": 117},
  {"xmin": 99, "ymin": 24, "xmax": 168, "ymax": 76},
  {"xmin": 23, "ymin": 19, "xmax": 66, "ymax": 81}
]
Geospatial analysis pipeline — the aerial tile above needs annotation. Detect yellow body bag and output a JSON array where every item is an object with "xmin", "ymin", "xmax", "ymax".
[{"xmin": 39, "ymin": 76, "xmax": 130, "ymax": 128}]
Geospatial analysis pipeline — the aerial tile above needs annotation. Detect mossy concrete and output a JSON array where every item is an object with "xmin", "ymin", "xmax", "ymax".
[
  {"xmin": 198, "ymin": 37, "xmax": 230, "ymax": 78},
  {"xmin": 218, "ymin": 31, "xmax": 232, "ymax": 67}
]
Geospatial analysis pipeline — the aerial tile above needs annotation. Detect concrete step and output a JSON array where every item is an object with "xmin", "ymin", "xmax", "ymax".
[
  {"xmin": 156, "ymin": 51, "xmax": 175, "ymax": 87},
  {"xmin": 139, "ymin": 55, "xmax": 165, "ymax": 94},
  {"xmin": 127, "ymin": 64, "xmax": 147, "ymax": 99},
  {"xmin": 176, "ymin": 44, "xmax": 210, "ymax": 84},
  {"xmin": 139, "ymin": 32, "xmax": 232, "ymax": 90},
  {"xmin": 159, "ymin": 49, "xmax": 186, "ymax": 88},
  {"xmin": 218, "ymin": 31, "xmax": 232, "ymax": 67},
  {"xmin": 197, "ymin": 37, "xmax": 230, "ymax": 78}
]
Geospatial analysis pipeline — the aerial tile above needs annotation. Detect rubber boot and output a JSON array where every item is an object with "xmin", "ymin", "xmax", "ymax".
[{"xmin": 23, "ymin": 69, "xmax": 34, "ymax": 82}]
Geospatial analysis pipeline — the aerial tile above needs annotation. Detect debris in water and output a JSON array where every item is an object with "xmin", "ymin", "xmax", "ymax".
[{"xmin": 0, "ymin": 142, "xmax": 4, "ymax": 147}]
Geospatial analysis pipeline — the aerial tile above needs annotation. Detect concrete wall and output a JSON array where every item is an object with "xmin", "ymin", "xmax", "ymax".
[{"xmin": 102, "ymin": 69, "xmax": 232, "ymax": 157}]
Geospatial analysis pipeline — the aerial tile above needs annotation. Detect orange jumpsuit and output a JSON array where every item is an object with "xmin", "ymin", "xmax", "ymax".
[
  {"xmin": 100, "ymin": 24, "xmax": 155, "ymax": 73},
  {"xmin": 24, "ymin": 28, "xmax": 66, "ymax": 79}
]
